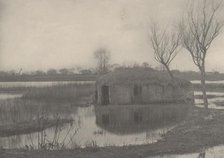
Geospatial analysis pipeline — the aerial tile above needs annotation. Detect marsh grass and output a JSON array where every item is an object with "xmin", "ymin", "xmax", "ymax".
[
  {"xmin": 22, "ymin": 83, "xmax": 95, "ymax": 104},
  {"xmin": 0, "ymin": 97, "xmax": 77, "ymax": 137},
  {"xmin": 0, "ymin": 83, "xmax": 95, "ymax": 145},
  {"xmin": 0, "ymin": 98, "xmax": 76, "ymax": 124}
]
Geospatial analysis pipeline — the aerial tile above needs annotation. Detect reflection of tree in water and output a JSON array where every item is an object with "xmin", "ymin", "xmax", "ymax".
[{"xmin": 95, "ymin": 104, "xmax": 189, "ymax": 135}]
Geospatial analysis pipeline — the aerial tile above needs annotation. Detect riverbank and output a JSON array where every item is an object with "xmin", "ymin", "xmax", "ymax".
[{"xmin": 1, "ymin": 106, "xmax": 224, "ymax": 158}]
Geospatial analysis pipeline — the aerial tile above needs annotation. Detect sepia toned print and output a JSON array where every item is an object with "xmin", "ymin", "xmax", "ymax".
[{"xmin": 0, "ymin": 0, "xmax": 224, "ymax": 158}]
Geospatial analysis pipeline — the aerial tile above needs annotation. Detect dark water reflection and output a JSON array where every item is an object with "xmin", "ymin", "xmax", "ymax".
[
  {"xmin": 95, "ymin": 104, "xmax": 186, "ymax": 135},
  {"xmin": 0, "ymin": 104, "xmax": 188, "ymax": 149}
]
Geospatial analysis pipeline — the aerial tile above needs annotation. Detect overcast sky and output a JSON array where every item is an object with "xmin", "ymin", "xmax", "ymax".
[{"xmin": 0, "ymin": 0, "xmax": 223, "ymax": 72}]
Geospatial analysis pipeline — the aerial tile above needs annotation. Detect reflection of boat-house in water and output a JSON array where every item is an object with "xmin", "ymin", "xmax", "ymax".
[
  {"xmin": 95, "ymin": 104, "xmax": 188, "ymax": 134},
  {"xmin": 95, "ymin": 68, "xmax": 194, "ymax": 105}
]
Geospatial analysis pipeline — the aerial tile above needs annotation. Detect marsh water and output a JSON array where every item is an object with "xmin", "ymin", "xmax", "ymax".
[
  {"xmin": 191, "ymin": 80, "xmax": 224, "ymax": 84},
  {"xmin": 192, "ymin": 80, "xmax": 224, "ymax": 109},
  {"xmin": 0, "ymin": 105, "xmax": 175, "ymax": 149},
  {"xmin": 0, "ymin": 80, "xmax": 224, "ymax": 155},
  {"xmin": 0, "ymin": 81, "xmax": 95, "ymax": 88},
  {"xmin": 0, "ymin": 81, "xmax": 179, "ymax": 149},
  {"xmin": 0, "ymin": 93, "xmax": 22, "ymax": 100}
]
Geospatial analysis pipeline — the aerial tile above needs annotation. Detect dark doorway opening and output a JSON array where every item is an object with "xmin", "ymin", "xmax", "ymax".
[
  {"xmin": 133, "ymin": 84, "xmax": 142, "ymax": 103},
  {"xmin": 95, "ymin": 90, "xmax": 98, "ymax": 103},
  {"xmin": 134, "ymin": 111, "xmax": 143, "ymax": 124},
  {"xmin": 102, "ymin": 114, "xmax": 110, "ymax": 125},
  {"xmin": 101, "ymin": 85, "xmax": 110, "ymax": 105}
]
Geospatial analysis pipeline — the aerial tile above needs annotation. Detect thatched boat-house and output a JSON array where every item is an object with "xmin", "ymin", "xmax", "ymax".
[{"xmin": 95, "ymin": 68, "xmax": 194, "ymax": 105}]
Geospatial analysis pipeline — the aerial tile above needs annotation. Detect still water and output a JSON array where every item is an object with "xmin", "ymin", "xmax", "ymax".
[
  {"xmin": 192, "ymin": 80, "xmax": 224, "ymax": 109},
  {"xmin": 0, "ymin": 93, "xmax": 22, "ymax": 100},
  {"xmin": 191, "ymin": 80, "xmax": 224, "ymax": 84},
  {"xmin": 0, "ymin": 81, "xmax": 95, "ymax": 88},
  {"xmin": 0, "ymin": 105, "xmax": 176, "ymax": 149},
  {"xmin": 194, "ymin": 91, "xmax": 224, "ymax": 109}
]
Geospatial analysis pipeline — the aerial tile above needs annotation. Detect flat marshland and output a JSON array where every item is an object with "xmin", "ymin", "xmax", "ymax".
[
  {"xmin": 0, "ymin": 83, "xmax": 95, "ymax": 137},
  {"xmin": 1, "ymin": 80, "xmax": 224, "ymax": 158}
]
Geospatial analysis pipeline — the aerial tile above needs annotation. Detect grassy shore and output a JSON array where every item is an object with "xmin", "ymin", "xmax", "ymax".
[{"xmin": 1, "ymin": 106, "xmax": 224, "ymax": 158}]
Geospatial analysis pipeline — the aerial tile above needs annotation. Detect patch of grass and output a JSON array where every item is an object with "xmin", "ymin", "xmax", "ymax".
[
  {"xmin": 22, "ymin": 83, "xmax": 95, "ymax": 105},
  {"xmin": 0, "ymin": 97, "xmax": 78, "ymax": 138},
  {"xmin": 0, "ymin": 98, "xmax": 77, "ymax": 126}
]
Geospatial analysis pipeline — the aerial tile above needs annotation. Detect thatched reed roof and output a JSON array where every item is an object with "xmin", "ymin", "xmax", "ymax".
[{"xmin": 96, "ymin": 68, "xmax": 191, "ymax": 86}]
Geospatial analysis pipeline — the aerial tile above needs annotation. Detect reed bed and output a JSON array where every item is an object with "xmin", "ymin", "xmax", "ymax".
[{"xmin": 22, "ymin": 83, "xmax": 95, "ymax": 104}]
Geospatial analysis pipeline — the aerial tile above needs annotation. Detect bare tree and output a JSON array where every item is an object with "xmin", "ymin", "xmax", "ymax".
[
  {"xmin": 149, "ymin": 24, "xmax": 181, "ymax": 79},
  {"xmin": 94, "ymin": 48, "xmax": 111, "ymax": 74},
  {"xmin": 180, "ymin": 0, "xmax": 224, "ymax": 110}
]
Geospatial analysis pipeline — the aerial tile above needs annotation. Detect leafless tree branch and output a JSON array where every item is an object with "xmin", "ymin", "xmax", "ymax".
[
  {"xmin": 180, "ymin": 0, "xmax": 224, "ymax": 110},
  {"xmin": 149, "ymin": 23, "xmax": 181, "ymax": 79}
]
